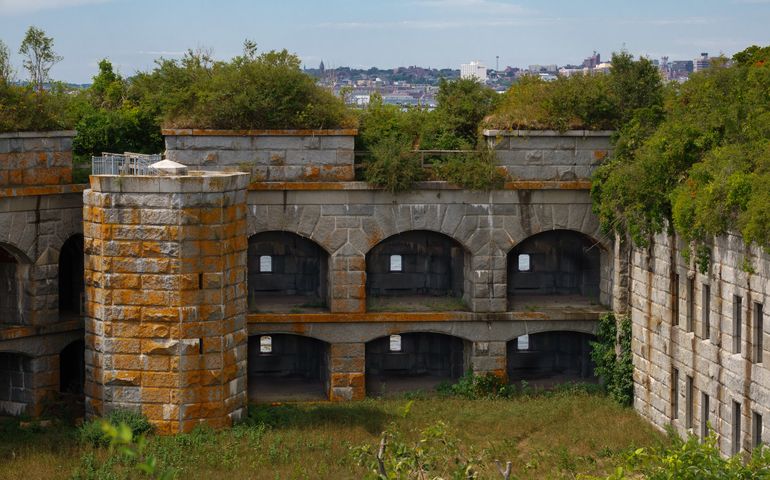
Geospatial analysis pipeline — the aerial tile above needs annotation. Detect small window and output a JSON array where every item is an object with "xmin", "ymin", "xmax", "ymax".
[
  {"xmin": 685, "ymin": 375, "xmax": 694, "ymax": 429},
  {"xmin": 701, "ymin": 392, "xmax": 710, "ymax": 440},
  {"xmin": 672, "ymin": 368, "xmax": 679, "ymax": 420},
  {"xmin": 389, "ymin": 255, "xmax": 402, "ymax": 272},
  {"xmin": 734, "ymin": 295, "xmax": 743, "ymax": 354},
  {"xmin": 517, "ymin": 334, "xmax": 530, "ymax": 350},
  {"xmin": 672, "ymin": 273, "xmax": 680, "ymax": 326},
  {"xmin": 733, "ymin": 401, "xmax": 742, "ymax": 455},
  {"xmin": 702, "ymin": 284, "xmax": 711, "ymax": 341},
  {"xmin": 259, "ymin": 255, "xmax": 272, "ymax": 273},
  {"xmin": 389, "ymin": 334, "xmax": 402, "ymax": 352},
  {"xmin": 686, "ymin": 278, "xmax": 695, "ymax": 332},
  {"xmin": 259, "ymin": 335, "xmax": 272, "ymax": 353},
  {"xmin": 755, "ymin": 303, "xmax": 764, "ymax": 364},
  {"xmin": 518, "ymin": 254, "xmax": 531, "ymax": 272},
  {"xmin": 753, "ymin": 411, "xmax": 763, "ymax": 450}
]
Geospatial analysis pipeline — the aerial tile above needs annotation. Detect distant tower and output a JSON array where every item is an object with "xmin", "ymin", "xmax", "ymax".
[
  {"xmin": 496, "ymin": 55, "xmax": 499, "ymax": 72},
  {"xmin": 319, "ymin": 60, "xmax": 325, "ymax": 75}
]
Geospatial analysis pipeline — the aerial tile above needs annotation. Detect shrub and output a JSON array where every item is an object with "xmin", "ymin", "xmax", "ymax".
[
  {"xmin": 438, "ymin": 371, "xmax": 514, "ymax": 399},
  {"xmin": 79, "ymin": 409, "xmax": 153, "ymax": 447},
  {"xmin": 432, "ymin": 148, "xmax": 507, "ymax": 190},
  {"xmin": 363, "ymin": 136, "xmax": 424, "ymax": 192},
  {"xmin": 590, "ymin": 313, "xmax": 634, "ymax": 406},
  {"xmin": 0, "ymin": 82, "xmax": 74, "ymax": 133}
]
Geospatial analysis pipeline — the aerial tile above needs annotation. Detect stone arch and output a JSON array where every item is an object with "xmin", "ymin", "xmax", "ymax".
[
  {"xmin": 247, "ymin": 333, "xmax": 329, "ymax": 402},
  {"xmin": 506, "ymin": 330, "xmax": 597, "ymax": 386},
  {"xmin": 58, "ymin": 234, "xmax": 84, "ymax": 317},
  {"xmin": 506, "ymin": 229, "xmax": 610, "ymax": 309},
  {"xmin": 0, "ymin": 242, "xmax": 32, "ymax": 325},
  {"xmin": 365, "ymin": 230, "xmax": 470, "ymax": 312},
  {"xmin": 247, "ymin": 231, "xmax": 331, "ymax": 313},
  {"xmin": 365, "ymin": 331, "xmax": 468, "ymax": 397}
]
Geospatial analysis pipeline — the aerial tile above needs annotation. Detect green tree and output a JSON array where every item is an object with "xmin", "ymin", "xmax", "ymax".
[
  {"xmin": 432, "ymin": 77, "xmax": 499, "ymax": 146},
  {"xmin": 19, "ymin": 26, "xmax": 62, "ymax": 91},
  {"xmin": 0, "ymin": 39, "xmax": 13, "ymax": 83}
]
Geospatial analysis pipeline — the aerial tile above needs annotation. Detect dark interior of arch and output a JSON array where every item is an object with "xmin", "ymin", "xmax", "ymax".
[
  {"xmin": 507, "ymin": 230, "xmax": 600, "ymax": 299},
  {"xmin": 248, "ymin": 334, "xmax": 328, "ymax": 380},
  {"xmin": 366, "ymin": 333, "xmax": 465, "ymax": 380},
  {"xmin": 247, "ymin": 232, "xmax": 328, "ymax": 310},
  {"xmin": 507, "ymin": 331, "xmax": 596, "ymax": 384},
  {"xmin": 366, "ymin": 231, "xmax": 464, "ymax": 297},
  {"xmin": 0, "ymin": 352, "xmax": 33, "ymax": 416},
  {"xmin": 59, "ymin": 235, "xmax": 85, "ymax": 316},
  {"xmin": 0, "ymin": 245, "xmax": 23, "ymax": 325},
  {"xmin": 60, "ymin": 339, "xmax": 85, "ymax": 395}
]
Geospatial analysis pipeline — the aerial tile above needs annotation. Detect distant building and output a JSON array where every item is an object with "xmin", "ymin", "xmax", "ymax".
[
  {"xmin": 528, "ymin": 64, "xmax": 558, "ymax": 74},
  {"xmin": 694, "ymin": 52, "xmax": 710, "ymax": 72},
  {"xmin": 461, "ymin": 61, "xmax": 487, "ymax": 82},
  {"xmin": 582, "ymin": 51, "xmax": 601, "ymax": 69}
]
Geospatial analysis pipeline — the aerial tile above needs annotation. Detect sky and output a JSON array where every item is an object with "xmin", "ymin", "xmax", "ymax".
[{"xmin": 0, "ymin": 0, "xmax": 768, "ymax": 83}]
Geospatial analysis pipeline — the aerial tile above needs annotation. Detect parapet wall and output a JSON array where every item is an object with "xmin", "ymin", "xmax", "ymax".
[
  {"xmin": 0, "ymin": 131, "xmax": 75, "ymax": 187},
  {"xmin": 484, "ymin": 130, "xmax": 613, "ymax": 181},
  {"xmin": 162, "ymin": 129, "xmax": 356, "ymax": 182},
  {"xmin": 631, "ymin": 232, "xmax": 770, "ymax": 455}
]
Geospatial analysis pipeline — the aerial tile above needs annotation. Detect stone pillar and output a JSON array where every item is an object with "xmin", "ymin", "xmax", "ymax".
[
  {"xmin": 468, "ymin": 341, "xmax": 507, "ymax": 379},
  {"xmin": 612, "ymin": 233, "xmax": 631, "ymax": 314},
  {"xmin": 83, "ymin": 169, "xmax": 249, "ymax": 434},
  {"xmin": 328, "ymin": 343, "xmax": 365, "ymax": 401}
]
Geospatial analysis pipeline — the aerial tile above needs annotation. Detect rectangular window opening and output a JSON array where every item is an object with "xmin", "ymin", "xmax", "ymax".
[
  {"xmin": 702, "ymin": 284, "xmax": 710, "ymax": 340},
  {"xmin": 259, "ymin": 335, "xmax": 272, "ymax": 354},
  {"xmin": 517, "ymin": 334, "xmax": 530, "ymax": 351},
  {"xmin": 685, "ymin": 375, "xmax": 694, "ymax": 429},
  {"xmin": 672, "ymin": 273, "xmax": 680, "ymax": 326},
  {"xmin": 734, "ymin": 295, "xmax": 743, "ymax": 355},
  {"xmin": 259, "ymin": 255, "xmax": 273, "ymax": 273},
  {"xmin": 754, "ymin": 302, "xmax": 763, "ymax": 364},
  {"xmin": 389, "ymin": 255, "xmax": 402, "ymax": 272},
  {"xmin": 753, "ymin": 411, "xmax": 763, "ymax": 450},
  {"xmin": 700, "ymin": 392, "xmax": 710, "ymax": 440},
  {"xmin": 733, "ymin": 401, "xmax": 742, "ymax": 456},
  {"xmin": 687, "ymin": 278, "xmax": 695, "ymax": 333},
  {"xmin": 672, "ymin": 368, "xmax": 679, "ymax": 420},
  {"xmin": 389, "ymin": 334, "xmax": 402, "ymax": 352},
  {"xmin": 518, "ymin": 254, "xmax": 531, "ymax": 272}
]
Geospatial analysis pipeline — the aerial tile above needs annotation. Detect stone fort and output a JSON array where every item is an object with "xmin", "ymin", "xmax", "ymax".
[{"xmin": 0, "ymin": 128, "xmax": 767, "ymax": 455}]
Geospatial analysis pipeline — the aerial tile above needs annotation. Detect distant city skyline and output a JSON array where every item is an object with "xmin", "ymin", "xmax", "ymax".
[{"xmin": 0, "ymin": 0, "xmax": 768, "ymax": 83}]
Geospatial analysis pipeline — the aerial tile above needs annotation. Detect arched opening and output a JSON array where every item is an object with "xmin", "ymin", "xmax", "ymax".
[
  {"xmin": 60, "ymin": 339, "xmax": 84, "ymax": 395},
  {"xmin": 507, "ymin": 331, "xmax": 596, "ymax": 388},
  {"xmin": 0, "ymin": 244, "xmax": 29, "ymax": 325},
  {"xmin": 0, "ymin": 352, "xmax": 33, "ymax": 416},
  {"xmin": 507, "ymin": 230, "xmax": 602, "ymax": 310},
  {"xmin": 59, "ymin": 235, "xmax": 85, "ymax": 317},
  {"xmin": 366, "ymin": 231, "xmax": 467, "ymax": 312},
  {"xmin": 365, "ymin": 332, "xmax": 467, "ymax": 397},
  {"xmin": 248, "ymin": 334, "xmax": 329, "ymax": 402},
  {"xmin": 248, "ymin": 232, "xmax": 329, "ymax": 313}
]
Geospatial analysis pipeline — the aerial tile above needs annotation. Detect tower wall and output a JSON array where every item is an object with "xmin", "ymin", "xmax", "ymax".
[{"xmin": 83, "ymin": 171, "xmax": 249, "ymax": 434}]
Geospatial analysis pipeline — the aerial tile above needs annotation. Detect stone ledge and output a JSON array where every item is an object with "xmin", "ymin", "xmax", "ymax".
[
  {"xmin": 0, "ymin": 319, "xmax": 83, "ymax": 341},
  {"xmin": 162, "ymin": 128, "xmax": 358, "ymax": 136},
  {"xmin": 0, "ymin": 184, "xmax": 87, "ymax": 198},
  {"xmin": 0, "ymin": 130, "xmax": 77, "ymax": 139},
  {"xmin": 246, "ymin": 180, "xmax": 592, "ymax": 191},
  {"xmin": 483, "ymin": 129, "xmax": 614, "ymax": 137}
]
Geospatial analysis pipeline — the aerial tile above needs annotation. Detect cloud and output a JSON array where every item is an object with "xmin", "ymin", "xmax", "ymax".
[
  {"xmin": 0, "ymin": 0, "xmax": 111, "ymax": 15},
  {"xmin": 318, "ymin": 17, "xmax": 563, "ymax": 30}
]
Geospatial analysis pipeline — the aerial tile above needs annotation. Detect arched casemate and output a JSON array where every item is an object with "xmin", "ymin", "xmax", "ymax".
[
  {"xmin": 247, "ymin": 231, "xmax": 330, "ymax": 313},
  {"xmin": 507, "ymin": 331, "xmax": 597, "ymax": 388},
  {"xmin": 366, "ymin": 230, "xmax": 468, "ymax": 312},
  {"xmin": 507, "ymin": 230, "xmax": 607, "ymax": 310},
  {"xmin": 59, "ymin": 234, "xmax": 85, "ymax": 317},
  {"xmin": 365, "ymin": 332, "xmax": 468, "ymax": 397},
  {"xmin": 0, "ymin": 243, "xmax": 31, "ymax": 325},
  {"xmin": 247, "ymin": 334, "xmax": 329, "ymax": 402}
]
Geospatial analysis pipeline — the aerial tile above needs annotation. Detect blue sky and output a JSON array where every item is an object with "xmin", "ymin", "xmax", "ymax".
[{"xmin": 0, "ymin": 0, "xmax": 768, "ymax": 83}]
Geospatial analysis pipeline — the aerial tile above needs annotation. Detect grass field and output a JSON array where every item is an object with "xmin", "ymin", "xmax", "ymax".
[{"xmin": 0, "ymin": 390, "xmax": 664, "ymax": 479}]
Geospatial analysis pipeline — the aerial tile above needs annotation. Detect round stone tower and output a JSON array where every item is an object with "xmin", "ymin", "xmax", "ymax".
[{"xmin": 82, "ymin": 161, "xmax": 249, "ymax": 434}]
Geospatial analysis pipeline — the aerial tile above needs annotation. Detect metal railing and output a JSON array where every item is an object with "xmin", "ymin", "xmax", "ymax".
[{"xmin": 91, "ymin": 152, "xmax": 163, "ymax": 175}]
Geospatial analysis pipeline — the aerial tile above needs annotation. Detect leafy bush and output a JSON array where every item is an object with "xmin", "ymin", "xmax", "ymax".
[
  {"xmin": 0, "ymin": 82, "xmax": 74, "ymax": 133},
  {"xmin": 485, "ymin": 52, "xmax": 661, "ymax": 132},
  {"xmin": 363, "ymin": 136, "xmax": 424, "ymax": 192},
  {"xmin": 590, "ymin": 313, "xmax": 634, "ymax": 406},
  {"xmin": 594, "ymin": 429, "xmax": 770, "ymax": 479},
  {"xmin": 432, "ymin": 148, "xmax": 507, "ymax": 190},
  {"xmin": 437, "ymin": 371, "xmax": 514, "ymax": 399},
  {"xmin": 593, "ymin": 45, "xmax": 770, "ymax": 256},
  {"xmin": 132, "ymin": 46, "xmax": 356, "ymax": 130},
  {"xmin": 79, "ymin": 409, "xmax": 153, "ymax": 447}
]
